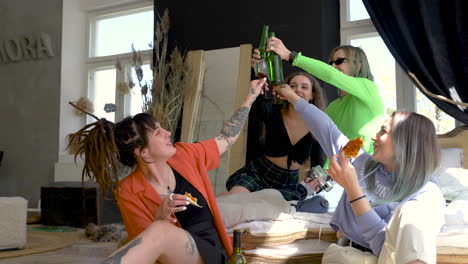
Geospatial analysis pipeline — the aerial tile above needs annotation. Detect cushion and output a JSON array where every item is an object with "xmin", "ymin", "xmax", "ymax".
[
  {"xmin": 434, "ymin": 148, "xmax": 464, "ymax": 180},
  {"xmin": 216, "ymin": 189, "xmax": 291, "ymax": 228},
  {"xmin": 445, "ymin": 198, "xmax": 468, "ymax": 226},
  {"xmin": 440, "ymin": 148, "xmax": 464, "ymax": 169},
  {"xmin": 437, "ymin": 168, "xmax": 468, "ymax": 201},
  {"xmin": 0, "ymin": 197, "xmax": 27, "ymax": 250}
]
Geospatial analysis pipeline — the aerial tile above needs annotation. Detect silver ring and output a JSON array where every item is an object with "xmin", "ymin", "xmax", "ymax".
[
  {"xmin": 169, "ymin": 193, "xmax": 174, "ymax": 201},
  {"xmin": 271, "ymin": 45, "xmax": 275, "ymax": 49}
]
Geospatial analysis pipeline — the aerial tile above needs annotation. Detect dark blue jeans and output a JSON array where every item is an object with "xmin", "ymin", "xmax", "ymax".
[{"xmin": 295, "ymin": 195, "xmax": 330, "ymax": 213}]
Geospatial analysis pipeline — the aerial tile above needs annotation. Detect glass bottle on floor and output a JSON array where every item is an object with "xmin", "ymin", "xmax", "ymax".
[{"xmin": 227, "ymin": 229, "xmax": 247, "ymax": 264}]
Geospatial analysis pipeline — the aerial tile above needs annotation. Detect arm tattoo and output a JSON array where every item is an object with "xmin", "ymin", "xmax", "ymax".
[
  {"xmin": 101, "ymin": 237, "xmax": 142, "ymax": 264},
  {"xmin": 224, "ymin": 138, "xmax": 233, "ymax": 148},
  {"xmin": 185, "ymin": 232, "xmax": 197, "ymax": 256},
  {"xmin": 216, "ymin": 106, "xmax": 250, "ymax": 141}
]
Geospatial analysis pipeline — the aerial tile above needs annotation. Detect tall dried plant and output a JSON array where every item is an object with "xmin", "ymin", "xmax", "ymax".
[{"xmin": 117, "ymin": 8, "xmax": 191, "ymax": 141}]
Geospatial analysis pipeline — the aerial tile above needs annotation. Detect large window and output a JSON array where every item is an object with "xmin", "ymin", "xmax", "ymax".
[
  {"xmin": 340, "ymin": 0, "xmax": 455, "ymax": 134},
  {"xmin": 350, "ymin": 35, "xmax": 396, "ymax": 115},
  {"xmin": 87, "ymin": 3, "xmax": 154, "ymax": 123}
]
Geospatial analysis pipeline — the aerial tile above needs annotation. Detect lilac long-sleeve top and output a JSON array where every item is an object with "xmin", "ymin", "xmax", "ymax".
[{"xmin": 294, "ymin": 98, "xmax": 444, "ymax": 255}]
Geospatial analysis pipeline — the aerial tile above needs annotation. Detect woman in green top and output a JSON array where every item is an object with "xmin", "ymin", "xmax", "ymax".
[{"xmin": 258, "ymin": 37, "xmax": 385, "ymax": 162}]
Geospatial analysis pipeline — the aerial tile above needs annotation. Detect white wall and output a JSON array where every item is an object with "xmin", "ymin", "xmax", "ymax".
[
  {"xmin": 0, "ymin": 0, "xmax": 62, "ymax": 207},
  {"xmin": 58, "ymin": 0, "xmax": 87, "ymax": 161}
]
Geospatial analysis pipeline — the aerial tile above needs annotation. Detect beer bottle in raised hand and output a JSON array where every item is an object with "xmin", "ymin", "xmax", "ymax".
[
  {"xmin": 266, "ymin": 32, "xmax": 284, "ymax": 87},
  {"xmin": 255, "ymin": 25, "xmax": 270, "ymax": 99},
  {"xmin": 256, "ymin": 25, "xmax": 269, "ymax": 79}
]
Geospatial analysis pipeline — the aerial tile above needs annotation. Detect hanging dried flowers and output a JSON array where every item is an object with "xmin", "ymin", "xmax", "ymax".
[
  {"xmin": 115, "ymin": 8, "xmax": 191, "ymax": 141},
  {"xmin": 115, "ymin": 59, "xmax": 132, "ymax": 95},
  {"xmin": 74, "ymin": 97, "xmax": 94, "ymax": 116},
  {"xmin": 117, "ymin": 82, "xmax": 131, "ymax": 95}
]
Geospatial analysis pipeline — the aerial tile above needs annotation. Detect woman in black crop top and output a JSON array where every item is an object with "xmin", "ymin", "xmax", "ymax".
[{"xmin": 221, "ymin": 71, "xmax": 327, "ymax": 201}]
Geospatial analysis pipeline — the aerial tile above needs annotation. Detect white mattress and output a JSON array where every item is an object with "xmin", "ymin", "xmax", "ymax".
[
  {"xmin": 226, "ymin": 210, "xmax": 334, "ymax": 235},
  {"xmin": 437, "ymin": 225, "xmax": 468, "ymax": 254},
  {"xmin": 244, "ymin": 239, "xmax": 331, "ymax": 257},
  {"xmin": 230, "ymin": 207, "xmax": 468, "ymax": 258}
]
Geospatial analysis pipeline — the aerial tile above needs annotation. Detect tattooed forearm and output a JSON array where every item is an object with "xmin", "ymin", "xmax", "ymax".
[
  {"xmin": 101, "ymin": 237, "xmax": 142, "ymax": 264},
  {"xmin": 224, "ymin": 138, "xmax": 233, "ymax": 148},
  {"xmin": 185, "ymin": 232, "xmax": 197, "ymax": 256},
  {"xmin": 216, "ymin": 106, "xmax": 250, "ymax": 140}
]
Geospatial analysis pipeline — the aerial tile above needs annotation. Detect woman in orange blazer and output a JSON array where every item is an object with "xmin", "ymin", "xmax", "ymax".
[{"xmin": 69, "ymin": 78, "xmax": 267, "ymax": 264}]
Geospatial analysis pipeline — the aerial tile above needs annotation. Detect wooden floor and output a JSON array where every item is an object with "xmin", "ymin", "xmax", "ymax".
[{"xmin": 0, "ymin": 240, "xmax": 117, "ymax": 264}]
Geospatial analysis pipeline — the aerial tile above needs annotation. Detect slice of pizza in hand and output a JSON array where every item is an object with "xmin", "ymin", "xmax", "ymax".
[
  {"xmin": 342, "ymin": 137, "xmax": 364, "ymax": 158},
  {"xmin": 185, "ymin": 192, "xmax": 203, "ymax": 208}
]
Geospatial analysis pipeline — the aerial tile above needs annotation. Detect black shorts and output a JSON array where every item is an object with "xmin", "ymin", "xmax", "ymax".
[{"xmin": 186, "ymin": 222, "xmax": 227, "ymax": 263}]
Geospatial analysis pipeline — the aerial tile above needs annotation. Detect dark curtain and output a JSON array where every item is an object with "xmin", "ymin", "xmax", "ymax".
[
  {"xmin": 153, "ymin": 3, "xmax": 157, "ymax": 69},
  {"xmin": 362, "ymin": 0, "xmax": 468, "ymax": 124}
]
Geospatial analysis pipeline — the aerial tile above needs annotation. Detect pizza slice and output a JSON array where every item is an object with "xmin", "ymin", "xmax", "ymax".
[
  {"xmin": 342, "ymin": 137, "xmax": 364, "ymax": 158},
  {"xmin": 185, "ymin": 192, "xmax": 203, "ymax": 208}
]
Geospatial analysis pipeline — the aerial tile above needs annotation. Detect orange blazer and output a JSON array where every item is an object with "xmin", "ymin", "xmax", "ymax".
[{"xmin": 116, "ymin": 139, "xmax": 232, "ymax": 256}]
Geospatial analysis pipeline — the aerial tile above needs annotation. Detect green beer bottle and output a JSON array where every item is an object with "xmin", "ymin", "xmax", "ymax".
[
  {"xmin": 256, "ymin": 25, "xmax": 269, "ymax": 79},
  {"xmin": 227, "ymin": 229, "xmax": 247, "ymax": 264},
  {"xmin": 256, "ymin": 25, "xmax": 270, "ymax": 99},
  {"xmin": 266, "ymin": 32, "xmax": 284, "ymax": 87}
]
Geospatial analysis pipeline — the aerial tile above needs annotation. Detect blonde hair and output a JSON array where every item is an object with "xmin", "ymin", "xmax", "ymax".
[{"xmin": 329, "ymin": 45, "xmax": 374, "ymax": 81}]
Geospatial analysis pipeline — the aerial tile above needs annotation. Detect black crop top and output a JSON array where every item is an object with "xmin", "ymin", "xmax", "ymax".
[
  {"xmin": 245, "ymin": 68, "xmax": 323, "ymax": 168},
  {"xmin": 256, "ymin": 102, "xmax": 323, "ymax": 169}
]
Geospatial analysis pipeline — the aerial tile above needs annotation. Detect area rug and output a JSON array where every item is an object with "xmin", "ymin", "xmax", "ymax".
[{"xmin": 0, "ymin": 227, "xmax": 84, "ymax": 259}]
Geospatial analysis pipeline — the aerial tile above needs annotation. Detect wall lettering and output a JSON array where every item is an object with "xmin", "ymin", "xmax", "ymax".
[{"xmin": 0, "ymin": 32, "xmax": 55, "ymax": 64}]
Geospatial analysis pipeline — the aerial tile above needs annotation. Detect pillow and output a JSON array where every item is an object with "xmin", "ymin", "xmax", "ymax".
[
  {"xmin": 440, "ymin": 148, "xmax": 464, "ymax": 169},
  {"xmin": 442, "ymin": 147, "xmax": 464, "ymax": 167},
  {"xmin": 445, "ymin": 198, "xmax": 468, "ymax": 226},
  {"xmin": 216, "ymin": 189, "xmax": 291, "ymax": 228},
  {"xmin": 433, "ymin": 148, "xmax": 464, "ymax": 193},
  {"xmin": 437, "ymin": 167, "xmax": 468, "ymax": 201}
]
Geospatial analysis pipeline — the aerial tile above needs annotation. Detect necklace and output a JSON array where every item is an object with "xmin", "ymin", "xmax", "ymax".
[
  {"xmin": 148, "ymin": 167, "xmax": 175, "ymax": 197},
  {"xmin": 159, "ymin": 186, "xmax": 173, "ymax": 199},
  {"xmin": 166, "ymin": 185, "xmax": 174, "ymax": 194},
  {"xmin": 153, "ymin": 175, "xmax": 174, "ymax": 197}
]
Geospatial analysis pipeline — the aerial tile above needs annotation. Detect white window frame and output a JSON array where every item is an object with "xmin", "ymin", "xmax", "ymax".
[
  {"xmin": 86, "ymin": 1, "xmax": 153, "ymax": 123},
  {"xmin": 340, "ymin": 0, "xmax": 416, "ymax": 112}
]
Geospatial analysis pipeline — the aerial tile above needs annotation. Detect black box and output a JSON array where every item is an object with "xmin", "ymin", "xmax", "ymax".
[{"xmin": 41, "ymin": 181, "xmax": 122, "ymax": 227}]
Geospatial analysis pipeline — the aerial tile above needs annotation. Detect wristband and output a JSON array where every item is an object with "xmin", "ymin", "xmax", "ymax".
[
  {"xmin": 349, "ymin": 194, "xmax": 366, "ymax": 204},
  {"xmin": 288, "ymin": 51, "xmax": 298, "ymax": 63}
]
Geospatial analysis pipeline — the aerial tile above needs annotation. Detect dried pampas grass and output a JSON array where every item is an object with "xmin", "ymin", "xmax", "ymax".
[
  {"xmin": 115, "ymin": 8, "xmax": 191, "ymax": 141},
  {"xmin": 74, "ymin": 97, "xmax": 94, "ymax": 116}
]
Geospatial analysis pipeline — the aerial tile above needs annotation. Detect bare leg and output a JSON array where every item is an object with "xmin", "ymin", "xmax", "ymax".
[
  {"xmin": 102, "ymin": 220, "xmax": 204, "ymax": 264},
  {"xmin": 217, "ymin": 186, "xmax": 251, "ymax": 197}
]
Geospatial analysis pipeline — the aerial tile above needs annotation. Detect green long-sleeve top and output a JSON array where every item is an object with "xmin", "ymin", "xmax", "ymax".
[{"xmin": 292, "ymin": 52, "xmax": 385, "ymax": 156}]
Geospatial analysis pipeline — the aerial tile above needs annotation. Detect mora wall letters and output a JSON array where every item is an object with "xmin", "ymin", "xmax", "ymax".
[{"xmin": 0, "ymin": 32, "xmax": 55, "ymax": 64}]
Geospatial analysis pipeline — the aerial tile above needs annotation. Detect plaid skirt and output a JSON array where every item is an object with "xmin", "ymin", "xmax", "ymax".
[{"xmin": 226, "ymin": 156, "xmax": 307, "ymax": 201}]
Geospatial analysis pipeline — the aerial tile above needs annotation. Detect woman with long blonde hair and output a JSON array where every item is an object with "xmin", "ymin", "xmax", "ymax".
[{"xmin": 264, "ymin": 38, "xmax": 385, "ymax": 161}]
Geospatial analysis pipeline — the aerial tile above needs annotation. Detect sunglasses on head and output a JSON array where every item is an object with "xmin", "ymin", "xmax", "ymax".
[{"xmin": 329, "ymin": 57, "xmax": 347, "ymax": 66}]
